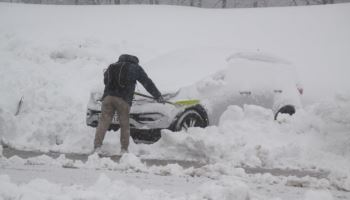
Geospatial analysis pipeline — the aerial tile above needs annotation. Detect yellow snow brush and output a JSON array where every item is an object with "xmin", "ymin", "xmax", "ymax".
[
  {"xmin": 134, "ymin": 92, "xmax": 200, "ymax": 107},
  {"xmin": 174, "ymin": 99, "xmax": 200, "ymax": 106}
]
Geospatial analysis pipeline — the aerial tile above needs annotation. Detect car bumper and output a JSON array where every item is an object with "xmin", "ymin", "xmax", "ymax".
[{"xmin": 86, "ymin": 109, "xmax": 173, "ymax": 130}]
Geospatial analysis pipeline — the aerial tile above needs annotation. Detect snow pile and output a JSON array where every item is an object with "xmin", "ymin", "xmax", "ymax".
[
  {"xmin": 196, "ymin": 177, "xmax": 250, "ymax": 200},
  {"xmin": 0, "ymin": 173, "xmax": 251, "ymax": 200},
  {"xmin": 83, "ymin": 153, "xmax": 149, "ymax": 172},
  {"xmin": 303, "ymin": 190, "xmax": 334, "ymax": 200},
  {"xmin": 0, "ymin": 152, "xmax": 194, "ymax": 178},
  {"xmin": 129, "ymin": 95, "xmax": 350, "ymax": 190},
  {"xmin": 145, "ymin": 97, "xmax": 350, "ymax": 169}
]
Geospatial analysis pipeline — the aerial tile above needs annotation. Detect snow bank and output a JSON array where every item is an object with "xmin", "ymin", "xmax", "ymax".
[
  {"xmin": 0, "ymin": 173, "xmax": 251, "ymax": 200},
  {"xmin": 140, "ymin": 96, "xmax": 350, "ymax": 169},
  {"xmin": 126, "ymin": 96, "xmax": 350, "ymax": 191}
]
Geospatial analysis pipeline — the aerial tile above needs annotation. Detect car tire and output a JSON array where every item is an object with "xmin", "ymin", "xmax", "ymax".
[
  {"xmin": 274, "ymin": 105, "xmax": 296, "ymax": 120},
  {"xmin": 130, "ymin": 129, "xmax": 161, "ymax": 144},
  {"xmin": 174, "ymin": 109, "xmax": 207, "ymax": 131}
]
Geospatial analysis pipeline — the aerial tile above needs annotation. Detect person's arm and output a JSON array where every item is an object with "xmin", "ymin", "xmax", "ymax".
[
  {"xmin": 103, "ymin": 65, "xmax": 111, "ymax": 85},
  {"xmin": 136, "ymin": 65, "xmax": 162, "ymax": 99}
]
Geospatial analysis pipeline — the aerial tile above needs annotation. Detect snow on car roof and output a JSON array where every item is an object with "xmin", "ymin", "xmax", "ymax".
[{"xmin": 226, "ymin": 52, "xmax": 291, "ymax": 65}]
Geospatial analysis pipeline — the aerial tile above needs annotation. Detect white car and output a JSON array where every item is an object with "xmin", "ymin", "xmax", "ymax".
[{"xmin": 86, "ymin": 52, "xmax": 303, "ymax": 142}]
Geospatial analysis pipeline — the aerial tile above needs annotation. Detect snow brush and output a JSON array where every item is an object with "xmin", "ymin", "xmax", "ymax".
[{"xmin": 134, "ymin": 92, "xmax": 200, "ymax": 107}]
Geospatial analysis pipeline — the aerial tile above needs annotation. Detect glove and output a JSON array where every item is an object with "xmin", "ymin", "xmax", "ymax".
[{"xmin": 156, "ymin": 96, "xmax": 166, "ymax": 104}]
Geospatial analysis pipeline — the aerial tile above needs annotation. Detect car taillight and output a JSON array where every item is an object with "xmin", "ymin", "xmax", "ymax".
[{"xmin": 297, "ymin": 87, "xmax": 303, "ymax": 95}]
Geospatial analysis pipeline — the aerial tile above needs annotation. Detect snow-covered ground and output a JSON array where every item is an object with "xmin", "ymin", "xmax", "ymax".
[
  {"xmin": 1, "ymin": 152, "xmax": 350, "ymax": 200},
  {"xmin": 0, "ymin": 2, "xmax": 350, "ymax": 199}
]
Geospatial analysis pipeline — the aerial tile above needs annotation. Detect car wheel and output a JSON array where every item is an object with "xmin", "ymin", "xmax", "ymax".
[
  {"xmin": 274, "ymin": 105, "xmax": 296, "ymax": 120},
  {"xmin": 130, "ymin": 129, "xmax": 161, "ymax": 144},
  {"xmin": 174, "ymin": 110, "xmax": 207, "ymax": 131}
]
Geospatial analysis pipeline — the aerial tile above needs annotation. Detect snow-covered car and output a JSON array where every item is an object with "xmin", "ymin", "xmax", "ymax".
[
  {"xmin": 86, "ymin": 52, "xmax": 303, "ymax": 142},
  {"xmin": 183, "ymin": 52, "xmax": 304, "ymax": 125},
  {"xmin": 86, "ymin": 92, "xmax": 209, "ymax": 143}
]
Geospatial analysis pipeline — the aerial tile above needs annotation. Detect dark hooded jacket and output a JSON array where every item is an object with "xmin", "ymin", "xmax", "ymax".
[{"xmin": 102, "ymin": 54, "xmax": 162, "ymax": 106}]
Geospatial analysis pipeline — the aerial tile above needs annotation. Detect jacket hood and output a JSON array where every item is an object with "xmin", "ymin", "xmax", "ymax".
[{"xmin": 118, "ymin": 54, "xmax": 139, "ymax": 64}]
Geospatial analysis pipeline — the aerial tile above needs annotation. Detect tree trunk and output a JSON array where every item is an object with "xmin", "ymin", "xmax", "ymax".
[
  {"xmin": 198, "ymin": 0, "xmax": 202, "ymax": 7},
  {"xmin": 190, "ymin": 0, "xmax": 194, "ymax": 6},
  {"xmin": 154, "ymin": 0, "xmax": 159, "ymax": 4},
  {"xmin": 222, "ymin": 0, "xmax": 227, "ymax": 8},
  {"xmin": 326, "ymin": 0, "xmax": 334, "ymax": 3}
]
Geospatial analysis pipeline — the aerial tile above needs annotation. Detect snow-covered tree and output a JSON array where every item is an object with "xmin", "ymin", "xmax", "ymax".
[{"xmin": 0, "ymin": 0, "xmax": 345, "ymax": 6}]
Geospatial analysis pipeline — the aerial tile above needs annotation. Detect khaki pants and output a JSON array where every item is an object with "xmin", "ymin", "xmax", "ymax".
[{"xmin": 94, "ymin": 96, "xmax": 130, "ymax": 151}]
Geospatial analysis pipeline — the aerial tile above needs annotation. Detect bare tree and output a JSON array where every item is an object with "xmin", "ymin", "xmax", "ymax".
[
  {"xmin": 304, "ymin": 0, "xmax": 334, "ymax": 4},
  {"xmin": 321, "ymin": 0, "xmax": 334, "ymax": 3},
  {"xmin": 197, "ymin": 0, "xmax": 201, "ymax": 7},
  {"xmin": 4, "ymin": 0, "xmax": 341, "ymax": 6},
  {"xmin": 222, "ymin": 0, "xmax": 227, "ymax": 8},
  {"xmin": 149, "ymin": 0, "xmax": 159, "ymax": 4}
]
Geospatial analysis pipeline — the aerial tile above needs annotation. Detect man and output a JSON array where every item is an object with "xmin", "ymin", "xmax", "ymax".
[{"xmin": 94, "ymin": 54, "xmax": 164, "ymax": 154}]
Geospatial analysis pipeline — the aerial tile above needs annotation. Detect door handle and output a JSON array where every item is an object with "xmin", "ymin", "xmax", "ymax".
[{"xmin": 239, "ymin": 91, "xmax": 251, "ymax": 95}]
